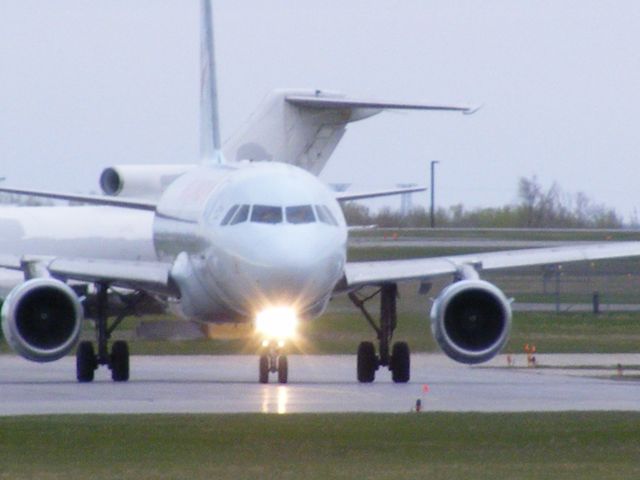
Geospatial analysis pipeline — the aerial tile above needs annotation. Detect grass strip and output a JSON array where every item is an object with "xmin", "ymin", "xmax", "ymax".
[{"xmin": 1, "ymin": 413, "xmax": 639, "ymax": 480}]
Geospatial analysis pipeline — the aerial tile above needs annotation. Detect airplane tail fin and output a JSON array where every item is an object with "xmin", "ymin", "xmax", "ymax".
[
  {"xmin": 222, "ymin": 89, "xmax": 477, "ymax": 175},
  {"xmin": 200, "ymin": 1, "xmax": 476, "ymax": 173},
  {"xmin": 200, "ymin": 0, "xmax": 223, "ymax": 164}
]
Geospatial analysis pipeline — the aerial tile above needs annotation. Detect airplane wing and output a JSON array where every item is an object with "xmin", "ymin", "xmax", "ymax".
[
  {"xmin": 336, "ymin": 186, "xmax": 426, "ymax": 202},
  {"xmin": 342, "ymin": 241, "xmax": 640, "ymax": 288},
  {"xmin": 0, "ymin": 267, "xmax": 23, "ymax": 299},
  {"xmin": 0, "ymin": 254, "xmax": 21, "ymax": 270},
  {"xmin": 348, "ymin": 225, "xmax": 378, "ymax": 232},
  {"xmin": 47, "ymin": 258, "xmax": 175, "ymax": 295},
  {"xmin": 0, "ymin": 255, "xmax": 175, "ymax": 296},
  {"xmin": 0, "ymin": 186, "xmax": 157, "ymax": 211}
]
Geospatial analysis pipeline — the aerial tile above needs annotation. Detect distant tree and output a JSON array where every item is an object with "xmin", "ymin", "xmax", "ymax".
[
  {"xmin": 342, "ymin": 202, "xmax": 373, "ymax": 226},
  {"xmin": 342, "ymin": 176, "xmax": 623, "ymax": 229}
]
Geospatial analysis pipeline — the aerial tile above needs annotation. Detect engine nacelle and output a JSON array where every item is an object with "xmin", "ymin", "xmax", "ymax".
[
  {"xmin": 430, "ymin": 279, "xmax": 511, "ymax": 364},
  {"xmin": 99, "ymin": 164, "xmax": 196, "ymax": 199},
  {"xmin": 1, "ymin": 278, "xmax": 83, "ymax": 363}
]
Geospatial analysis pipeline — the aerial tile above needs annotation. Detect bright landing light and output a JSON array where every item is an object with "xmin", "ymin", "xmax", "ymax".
[{"xmin": 255, "ymin": 307, "xmax": 298, "ymax": 339}]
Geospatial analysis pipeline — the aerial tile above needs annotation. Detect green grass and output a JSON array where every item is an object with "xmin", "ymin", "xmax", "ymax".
[
  {"xmin": 505, "ymin": 312, "xmax": 640, "ymax": 354},
  {"xmin": 1, "ymin": 413, "xmax": 639, "ymax": 480}
]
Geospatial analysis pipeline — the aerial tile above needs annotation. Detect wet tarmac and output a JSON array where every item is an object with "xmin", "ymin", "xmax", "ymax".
[{"xmin": 1, "ymin": 354, "xmax": 638, "ymax": 416}]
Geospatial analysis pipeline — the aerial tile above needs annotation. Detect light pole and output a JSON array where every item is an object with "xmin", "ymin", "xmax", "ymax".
[{"xmin": 430, "ymin": 161, "xmax": 439, "ymax": 228}]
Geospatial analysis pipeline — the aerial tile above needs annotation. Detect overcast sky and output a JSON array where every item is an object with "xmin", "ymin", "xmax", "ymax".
[{"xmin": 1, "ymin": 1, "xmax": 639, "ymax": 217}]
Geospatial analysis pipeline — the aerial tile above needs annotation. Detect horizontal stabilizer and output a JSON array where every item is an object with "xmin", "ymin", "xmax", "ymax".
[
  {"xmin": 336, "ymin": 186, "xmax": 426, "ymax": 202},
  {"xmin": 286, "ymin": 95, "xmax": 480, "ymax": 115}
]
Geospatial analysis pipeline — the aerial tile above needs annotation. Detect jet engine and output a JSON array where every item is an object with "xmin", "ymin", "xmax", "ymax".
[
  {"xmin": 99, "ymin": 164, "xmax": 196, "ymax": 199},
  {"xmin": 430, "ymin": 279, "xmax": 511, "ymax": 364},
  {"xmin": 1, "ymin": 278, "xmax": 83, "ymax": 362}
]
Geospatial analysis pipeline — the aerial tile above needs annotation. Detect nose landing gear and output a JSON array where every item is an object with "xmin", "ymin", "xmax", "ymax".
[{"xmin": 259, "ymin": 340, "xmax": 288, "ymax": 384}]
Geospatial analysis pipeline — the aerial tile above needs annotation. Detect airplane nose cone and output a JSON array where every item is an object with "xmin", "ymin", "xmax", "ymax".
[
  {"xmin": 250, "ymin": 236, "xmax": 343, "ymax": 298},
  {"xmin": 220, "ymin": 226, "xmax": 345, "ymax": 309}
]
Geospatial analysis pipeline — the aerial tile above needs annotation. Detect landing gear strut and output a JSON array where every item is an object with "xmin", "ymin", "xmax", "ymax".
[
  {"xmin": 76, "ymin": 283, "xmax": 131, "ymax": 383},
  {"xmin": 349, "ymin": 283, "xmax": 410, "ymax": 383},
  {"xmin": 259, "ymin": 340, "xmax": 288, "ymax": 384}
]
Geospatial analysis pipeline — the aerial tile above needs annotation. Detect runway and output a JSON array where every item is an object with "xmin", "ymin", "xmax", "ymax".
[{"xmin": 1, "ymin": 354, "xmax": 638, "ymax": 416}]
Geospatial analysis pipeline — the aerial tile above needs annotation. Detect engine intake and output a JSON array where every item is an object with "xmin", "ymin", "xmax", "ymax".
[
  {"xmin": 100, "ymin": 164, "xmax": 196, "ymax": 199},
  {"xmin": 1, "ymin": 278, "xmax": 83, "ymax": 362},
  {"xmin": 430, "ymin": 279, "xmax": 511, "ymax": 364}
]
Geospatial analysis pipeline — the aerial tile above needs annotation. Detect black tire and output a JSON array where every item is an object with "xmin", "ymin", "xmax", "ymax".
[
  {"xmin": 277, "ymin": 356, "xmax": 288, "ymax": 384},
  {"xmin": 391, "ymin": 341, "xmax": 410, "ymax": 383},
  {"xmin": 259, "ymin": 355, "xmax": 269, "ymax": 384},
  {"xmin": 76, "ymin": 341, "xmax": 96, "ymax": 383},
  {"xmin": 110, "ymin": 341, "xmax": 130, "ymax": 382},
  {"xmin": 357, "ymin": 341, "xmax": 377, "ymax": 383}
]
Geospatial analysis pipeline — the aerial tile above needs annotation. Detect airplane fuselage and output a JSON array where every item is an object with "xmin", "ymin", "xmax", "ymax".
[
  {"xmin": 154, "ymin": 161, "xmax": 348, "ymax": 323},
  {"xmin": 0, "ymin": 162, "xmax": 348, "ymax": 325}
]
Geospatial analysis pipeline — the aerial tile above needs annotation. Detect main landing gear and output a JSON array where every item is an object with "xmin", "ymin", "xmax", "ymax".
[
  {"xmin": 76, "ymin": 283, "xmax": 131, "ymax": 383},
  {"xmin": 349, "ymin": 283, "xmax": 410, "ymax": 384},
  {"xmin": 259, "ymin": 340, "xmax": 288, "ymax": 384}
]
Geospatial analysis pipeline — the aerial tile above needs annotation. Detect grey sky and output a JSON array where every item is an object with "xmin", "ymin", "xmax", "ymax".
[{"xmin": 1, "ymin": 1, "xmax": 639, "ymax": 217}]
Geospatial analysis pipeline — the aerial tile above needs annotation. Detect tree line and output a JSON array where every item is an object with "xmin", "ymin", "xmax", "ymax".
[
  {"xmin": 0, "ymin": 176, "xmax": 628, "ymax": 228},
  {"xmin": 344, "ymin": 176, "xmax": 625, "ymax": 229}
]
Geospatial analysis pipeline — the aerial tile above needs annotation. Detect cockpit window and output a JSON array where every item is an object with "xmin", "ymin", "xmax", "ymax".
[
  {"xmin": 315, "ymin": 205, "xmax": 338, "ymax": 226},
  {"xmin": 230, "ymin": 204, "xmax": 250, "ymax": 225},
  {"xmin": 251, "ymin": 205, "xmax": 283, "ymax": 224},
  {"xmin": 220, "ymin": 205, "xmax": 239, "ymax": 226},
  {"xmin": 222, "ymin": 204, "xmax": 335, "ymax": 226},
  {"xmin": 286, "ymin": 205, "xmax": 315, "ymax": 224}
]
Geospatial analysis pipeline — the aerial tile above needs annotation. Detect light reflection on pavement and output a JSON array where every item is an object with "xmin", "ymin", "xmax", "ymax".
[{"xmin": 1, "ymin": 354, "xmax": 639, "ymax": 416}]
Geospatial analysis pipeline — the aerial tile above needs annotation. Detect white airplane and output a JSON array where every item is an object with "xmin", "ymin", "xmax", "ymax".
[{"xmin": 2, "ymin": 0, "xmax": 640, "ymax": 385}]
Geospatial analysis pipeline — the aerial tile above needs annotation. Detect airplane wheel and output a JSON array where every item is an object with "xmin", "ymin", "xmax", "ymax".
[
  {"xmin": 391, "ymin": 341, "xmax": 410, "ymax": 383},
  {"xmin": 76, "ymin": 341, "xmax": 96, "ymax": 383},
  {"xmin": 110, "ymin": 341, "xmax": 130, "ymax": 382},
  {"xmin": 277, "ymin": 356, "xmax": 288, "ymax": 384},
  {"xmin": 259, "ymin": 355, "xmax": 269, "ymax": 384},
  {"xmin": 357, "ymin": 341, "xmax": 377, "ymax": 383}
]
